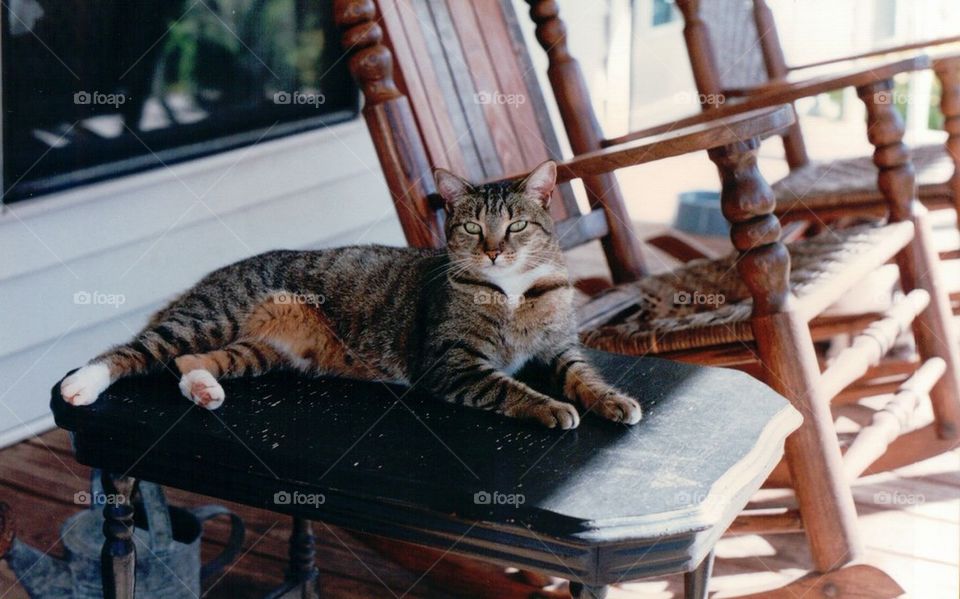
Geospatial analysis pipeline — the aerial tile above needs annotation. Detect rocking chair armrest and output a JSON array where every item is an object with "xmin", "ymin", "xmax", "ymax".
[
  {"xmin": 721, "ymin": 55, "xmax": 931, "ymax": 103},
  {"xmin": 551, "ymin": 105, "xmax": 795, "ymax": 185},
  {"xmin": 602, "ymin": 54, "xmax": 923, "ymax": 147},
  {"xmin": 602, "ymin": 103, "xmax": 795, "ymax": 147},
  {"xmin": 787, "ymin": 36, "xmax": 960, "ymax": 71}
]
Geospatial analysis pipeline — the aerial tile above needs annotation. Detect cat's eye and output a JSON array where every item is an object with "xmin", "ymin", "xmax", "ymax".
[
  {"xmin": 508, "ymin": 220, "xmax": 528, "ymax": 232},
  {"xmin": 463, "ymin": 222, "xmax": 482, "ymax": 234}
]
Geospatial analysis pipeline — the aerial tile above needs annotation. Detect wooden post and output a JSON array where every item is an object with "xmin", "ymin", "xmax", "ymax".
[
  {"xmin": 857, "ymin": 79, "xmax": 960, "ymax": 439},
  {"xmin": 525, "ymin": 0, "xmax": 647, "ymax": 283},
  {"xmin": 288, "ymin": 517, "xmax": 319, "ymax": 599},
  {"xmin": 101, "ymin": 473, "xmax": 136, "ymax": 599},
  {"xmin": 708, "ymin": 139, "xmax": 861, "ymax": 572},
  {"xmin": 684, "ymin": 550, "xmax": 714, "ymax": 599},
  {"xmin": 675, "ymin": 0, "xmax": 725, "ymax": 100},
  {"xmin": 333, "ymin": 0, "xmax": 444, "ymax": 250},
  {"xmin": 935, "ymin": 59, "xmax": 960, "ymax": 214},
  {"xmin": 752, "ymin": 0, "xmax": 809, "ymax": 168}
]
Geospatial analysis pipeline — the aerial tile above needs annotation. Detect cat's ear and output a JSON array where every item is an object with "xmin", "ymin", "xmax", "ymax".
[
  {"xmin": 434, "ymin": 168, "xmax": 474, "ymax": 212},
  {"xmin": 518, "ymin": 160, "xmax": 557, "ymax": 207}
]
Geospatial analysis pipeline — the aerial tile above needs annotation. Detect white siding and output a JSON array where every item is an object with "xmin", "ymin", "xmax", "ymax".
[{"xmin": 0, "ymin": 119, "xmax": 404, "ymax": 447}]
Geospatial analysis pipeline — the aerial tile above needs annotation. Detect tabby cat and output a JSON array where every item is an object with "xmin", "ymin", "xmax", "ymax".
[{"xmin": 60, "ymin": 161, "xmax": 641, "ymax": 429}]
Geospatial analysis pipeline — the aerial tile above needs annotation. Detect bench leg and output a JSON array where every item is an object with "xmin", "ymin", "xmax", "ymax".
[
  {"xmin": 684, "ymin": 551, "xmax": 714, "ymax": 599},
  {"xmin": 101, "ymin": 473, "xmax": 137, "ymax": 599},
  {"xmin": 289, "ymin": 517, "xmax": 319, "ymax": 598},
  {"xmin": 264, "ymin": 517, "xmax": 320, "ymax": 599},
  {"xmin": 570, "ymin": 582, "xmax": 608, "ymax": 598}
]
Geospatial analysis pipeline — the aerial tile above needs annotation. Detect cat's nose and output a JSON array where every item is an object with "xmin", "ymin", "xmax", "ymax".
[{"xmin": 485, "ymin": 250, "xmax": 501, "ymax": 263}]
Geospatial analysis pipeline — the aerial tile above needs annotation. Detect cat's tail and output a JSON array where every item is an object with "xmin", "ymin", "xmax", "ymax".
[{"xmin": 60, "ymin": 314, "xmax": 214, "ymax": 406}]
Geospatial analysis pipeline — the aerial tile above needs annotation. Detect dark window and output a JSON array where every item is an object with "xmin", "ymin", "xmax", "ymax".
[{"xmin": 3, "ymin": 0, "xmax": 358, "ymax": 203}]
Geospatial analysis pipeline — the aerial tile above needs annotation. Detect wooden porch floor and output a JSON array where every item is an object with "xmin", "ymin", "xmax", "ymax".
[{"xmin": 1, "ymin": 429, "xmax": 957, "ymax": 598}]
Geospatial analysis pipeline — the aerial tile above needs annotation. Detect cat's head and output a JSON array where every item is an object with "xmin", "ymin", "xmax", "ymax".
[{"xmin": 433, "ymin": 160, "xmax": 559, "ymax": 275}]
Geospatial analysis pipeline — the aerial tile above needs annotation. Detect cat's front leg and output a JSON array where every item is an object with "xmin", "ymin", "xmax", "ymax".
[
  {"xmin": 548, "ymin": 346, "xmax": 642, "ymax": 425},
  {"xmin": 495, "ymin": 376, "xmax": 580, "ymax": 430},
  {"xmin": 427, "ymin": 360, "xmax": 580, "ymax": 429}
]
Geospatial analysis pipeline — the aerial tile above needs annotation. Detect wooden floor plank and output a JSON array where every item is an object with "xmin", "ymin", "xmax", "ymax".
[{"xmin": 856, "ymin": 506, "xmax": 959, "ymax": 567}]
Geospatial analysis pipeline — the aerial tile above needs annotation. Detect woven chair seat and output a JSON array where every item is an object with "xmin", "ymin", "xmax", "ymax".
[
  {"xmin": 773, "ymin": 143, "xmax": 954, "ymax": 213},
  {"xmin": 581, "ymin": 221, "xmax": 912, "ymax": 355}
]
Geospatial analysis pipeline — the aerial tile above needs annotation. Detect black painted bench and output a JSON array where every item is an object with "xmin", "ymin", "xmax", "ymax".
[{"xmin": 51, "ymin": 350, "xmax": 800, "ymax": 598}]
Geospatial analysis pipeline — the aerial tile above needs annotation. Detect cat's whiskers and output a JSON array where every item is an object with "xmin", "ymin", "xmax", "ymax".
[
  {"xmin": 424, "ymin": 257, "xmax": 474, "ymax": 286},
  {"xmin": 516, "ymin": 252, "xmax": 564, "ymax": 273}
]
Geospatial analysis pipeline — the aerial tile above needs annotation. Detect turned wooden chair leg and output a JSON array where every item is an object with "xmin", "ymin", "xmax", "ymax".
[
  {"xmin": 289, "ymin": 517, "xmax": 320, "ymax": 599},
  {"xmin": 684, "ymin": 550, "xmax": 714, "ymax": 599},
  {"xmin": 101, "ymin": 472, "xmax": 137, "ymax": 599},
  {"xmin": 935, "ymin": 62, "xmax": 960, "ymax": 229},
  {"xmin": 709, "ymin": 140, "xmax": 862, "ymax": 572},
  {"xmin": 753, "ymin": 312, "xmax": 862, "ymax": 571},
  {"xmin": 858, "ymin": 79, "xmax": 960, "ymax": 440},
  {"xmin": 570, "ymin": 582, "xmax": 608, "ymax": 598}
]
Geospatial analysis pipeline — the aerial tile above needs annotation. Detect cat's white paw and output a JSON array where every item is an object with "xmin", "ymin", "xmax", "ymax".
[
  {"xmin": 60, "ymin": 364, "xmax": 111, "ymax": 406},
  {"xmin": 179, "ymin": 369, "xmax": 225, "ymax": 410}
]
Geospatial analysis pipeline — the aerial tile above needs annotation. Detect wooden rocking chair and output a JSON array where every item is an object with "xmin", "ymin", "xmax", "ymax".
[
  {"xmin": 677, "ymin": 0, "xmax": 960, "ymax": 218},
  {"xmin": 333, "ymin": 0, "xmax": 959, "ymax": 582},
  {"xmin": 669, "ymin": 0, "xmax": 960, "ymax": 473},
  {"xmin": 674, "ymin": 0, "xmax": 960, "ymax": 273}
]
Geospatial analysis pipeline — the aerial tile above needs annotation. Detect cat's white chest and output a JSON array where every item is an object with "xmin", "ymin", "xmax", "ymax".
[
  {"xmin": 483, "ymin": 263, "xmax": 564, "ymax": 373},
  {"xmin": 485, "ymin": 264, "xmax": 555, "ymax": 310}
]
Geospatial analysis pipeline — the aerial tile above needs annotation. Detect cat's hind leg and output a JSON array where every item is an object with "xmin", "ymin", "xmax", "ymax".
[
  {"xmin": 174, "ymin": 340, "xmax": 285, "ymax": 409},
  {"xmin": 61, "ymin": 317, "xmax": 209, "ymax": 406},
  {"xmin": 59, "ymin": 363, "xmax": 112, "ymax": 407}
]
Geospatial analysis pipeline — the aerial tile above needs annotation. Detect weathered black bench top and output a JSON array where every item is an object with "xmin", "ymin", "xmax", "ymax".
[{"xmin": 52, "ymin": 350, "xmax": 799, "ymax": 584}]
